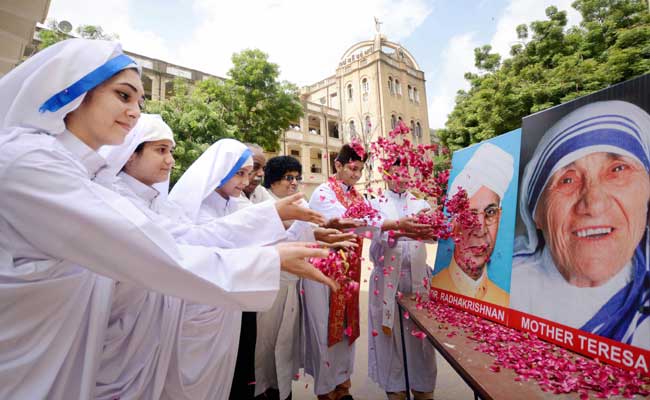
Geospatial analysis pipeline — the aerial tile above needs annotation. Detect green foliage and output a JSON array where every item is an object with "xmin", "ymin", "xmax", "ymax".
[
  {"xmin": 194, "ymin": 49, "xmax": 303, "ymax": 151},
  {"xmin": 75, "ymin": 25, "xmax": 119, "ymax": 41},
  {"xmin": 149, "ymin": 49, "xmax": 303, "ymax": 185},
  {"xmin": 144, "ymin": 79, "xmax": 236, "ymax": 185},
  {"xmin": 37, "ymin": 19, "xmax": 119, "ymax": 50},
  {"xmin": 438, "ymin": 0, "xmax": 650, "ymax": 150}
]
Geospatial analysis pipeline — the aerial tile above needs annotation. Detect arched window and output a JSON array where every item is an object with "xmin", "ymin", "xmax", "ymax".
[
  {"xmin": 349, "ymin": 120, "xmax": 356, "ymax": 136},
  {"xmin": 364, "ymin": 115, "xmax": 372, "ymax": 134},
  {"xmin": 390, "ymin": 114, "xmax": 397, "ymax": 130},
  {"xmin": 361, "ymin": 78, "xmax": 369, "ymax": 102},
  {"xmin": 388, "ymin": 77, "xmax": 394, "ymax": 95},
  {"xmin": 408, "ymin": 85, "xmax": 414, "ymax": 101},
  {"xmin": 414, "ymin": 87, "xmax": 420, "ymax": 103},
  {"xmin": 347, "ymin": 84, "xmax": 353, "ymax": 102},
  {"xmin": 415, "ymin": 122, "xmax": 422, "ymax": 138},
  {"xmin": 395, "ymin": 79, "xmax": 402, "ymax": 95},
  {"xmin": 410, "ymin": 120, "xmax": 415, "ymax": 134}
]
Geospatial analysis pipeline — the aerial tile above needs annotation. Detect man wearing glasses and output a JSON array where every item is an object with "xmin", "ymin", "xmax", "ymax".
[{"xmin": 430, "ymin": 142, "xmax": 514, "ymax": 307}]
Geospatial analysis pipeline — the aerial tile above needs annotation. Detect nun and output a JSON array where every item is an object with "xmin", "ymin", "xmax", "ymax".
[
  {"xmin": 367, "ymin": 160, "xmax": 437, "ymax": 400},
  {"xmin": 94, "ymin": 114, "xmax": 330, "ymax": 399},
  {"xmin": 430, "ymin": 142, "xmax": 513, "ymax": 307},
  {"xmin": 0, "ymin": 39, "xmax": 327, "ymax": 399},
  {"xmin": 511, "ymin": 100, "xmax": 650, "ymax": 349},
  {"xmin": 165, "ymin": 139, "xmax": 330, "ymax": 400}
]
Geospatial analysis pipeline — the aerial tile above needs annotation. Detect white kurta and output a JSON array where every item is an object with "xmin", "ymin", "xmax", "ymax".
[
  {"xmin": 302, "ymin": 182, "xmax": 359, "ymax": 395},
  {"xmin": 254, "ymin": 191, "xmax": 314, "ymax": 399},
  {"xmin": 511, "ymin": 247, "xmax": 650, "ymax": 350},
  {"xmin": 164, "ymin": 192, "xmax": 280, "ymax": 400},
  {"xmin": 368, "ymin": 190, "xmax": 437, "ymax": 392},
  {"xmin": 0, "ymin": 131, "xmax": 279, "ymax": 399},
  {"xmin": 95, "ymin": 173, "xmax": 288, "ymax": 400}
]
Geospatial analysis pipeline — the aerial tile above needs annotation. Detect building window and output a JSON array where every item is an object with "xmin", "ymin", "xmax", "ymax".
[
  {"xmin": 408, "ymin": 85, "xmax": 414, "ymax": 101},
  {"xmin": 388, "ymin": 77, "xmax": 394, "ymax": 95},
  {"xmin": 414, "ymin": 87, "xmax": 420, "ymax": 103},
  {"xmin": 410, "ymin": 120, "xmax": 416, "ymax": 134},
  {"xmin": 391, "ymin": 114, "xmax": 397, "ymax": 130},
  {"xmin": 290, "ymin": 149, "xmax": 300, "ymax": 157},
  {"xmin": 349, "ymin": 120, "xmax": 356, "ymax": 137},
  {"xmin": 361, "ymin": 78, "xmax": 369, "ymax": 102},
  {"xmin": 415, "ymin": 122, "xmax": 422, "ymax": 138},
  {"xmin": 395, "ymin": 79, "xmax": 402, "ymax": 96},
  {"xmin": 347, "ymin": 84, "xmax": 353, "ymax": 102},
  {"xmin": 364, "ymin": 116, "xmax": 372, "ymax": 134}
]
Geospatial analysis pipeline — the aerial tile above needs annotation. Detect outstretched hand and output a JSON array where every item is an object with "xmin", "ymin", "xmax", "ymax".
[
  {"xmin": 313, "ymin": 227, "xmax": 357, "ymax": 244},
  {"xmin": 276, "ymin": 242, "xmax": 338, "ymax": 292},
  {"xmin": 323, "ymin": 217, "xmax": 366, "ymax": 230},
  {"xmin": 275, "ymin": 193, "xmax": 326, "ymax": 225}
]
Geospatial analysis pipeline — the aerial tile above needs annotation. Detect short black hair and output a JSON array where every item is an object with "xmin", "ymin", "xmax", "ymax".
[
  {"xmin": 334, "ymin": 144, "xmax": 368, "ymax": 171},
  {"xmin": 264, "ymin": 156, "xmax": 302, "ymax": 188}
]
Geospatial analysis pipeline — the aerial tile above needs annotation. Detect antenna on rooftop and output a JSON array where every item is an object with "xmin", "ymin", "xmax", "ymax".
[{"xmin": 58, "ymin": 20, "xmax": 73, "ymax": 33}]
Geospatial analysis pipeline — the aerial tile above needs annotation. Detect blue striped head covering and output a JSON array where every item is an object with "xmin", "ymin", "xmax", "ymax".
[
  {"xmin": 0, "ymin": 38, "xmax": 139, "ymax": 148},
  {"xmin": 518, "ymin": 100, "xmax": 650, "ymax": 344},
  {"xmin": 168, "ymin": 138, "xmax": 252, "ymax": 222},
  {"xmin": 519, "ymin": 100, "xmax": 650, "ymax": 254}
]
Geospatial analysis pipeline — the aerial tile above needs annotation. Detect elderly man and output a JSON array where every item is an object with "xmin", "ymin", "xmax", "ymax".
[
  {"xmin": 243, "ymin": 142, "xmax": 273, "ymax": 203},
  {"xmin": 511, "ymin": 100, "xmax": 650, "ymax": 349},
  {"xmin": 430, "ymin": 142, "xmax": 513, "ymax": 307}
]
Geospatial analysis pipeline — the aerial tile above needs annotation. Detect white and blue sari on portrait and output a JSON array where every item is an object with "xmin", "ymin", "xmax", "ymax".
[{"xmin": 511, "ymin": 100, "xmax": 650, "ymax": 349}]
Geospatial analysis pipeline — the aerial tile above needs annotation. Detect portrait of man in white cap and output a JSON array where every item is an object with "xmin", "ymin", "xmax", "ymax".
[
  {"xmin": 431, "ymin": 141, "xmax": 515, "ymax": 307},
  {"xmin": 511, "ymin": 99, "xmax": 650, "ymax": 350}
]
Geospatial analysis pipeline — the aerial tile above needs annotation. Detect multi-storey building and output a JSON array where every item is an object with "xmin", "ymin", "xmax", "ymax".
[
  {"xmin": 9, "ymin": 18, "xmax": 430, "ymax": 197},
  {"xmin": 279, "ymin": 32, "xmax": 430, "ymax": 196}
]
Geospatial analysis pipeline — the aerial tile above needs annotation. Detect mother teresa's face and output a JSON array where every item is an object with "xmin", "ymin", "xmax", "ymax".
[
  {"xmin": 65, "ymin": 69, "xmax": 144, "ymax": 150},
  {"xmin": 534, "ymin": 152, "xmax": 650, "ymax": 287}
]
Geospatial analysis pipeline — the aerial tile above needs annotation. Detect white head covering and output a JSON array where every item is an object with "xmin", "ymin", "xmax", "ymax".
[
  {"xmin": 0, "ymin": 38, "xmax": 139, "ymax": 148},
  {"xmin": 97, "ymin": 113, "xmax": 175, "ymax": 195},
  {"xmin": 518, "ymin": 100, "xmax": 650, "ymax": 254},
  {"xmin": 449, "ymin": 142, "xmax": 514, "ymax": 202},
  {"xmin": 169, "ymin": 138, "xmax": 253, "ymax": 222}
]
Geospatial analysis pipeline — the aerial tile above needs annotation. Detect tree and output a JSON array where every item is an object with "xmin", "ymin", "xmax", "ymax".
[
  {"xmin": 437, "ymin": 0, "xmax": 650, "ymax": 150},
  {"xmin": 194, "ymin": 49, "xmax": 303, "ymax": 151},
  {"xmin": 144, "ymin": 79, "xmax": 236, "ymax": 185},
  {"xmin": 37, "ymin": 19, "xmax": 118, "ymax": 50}
]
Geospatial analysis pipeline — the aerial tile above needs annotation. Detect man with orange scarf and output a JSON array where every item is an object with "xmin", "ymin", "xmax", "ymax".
[{"xmin": 302, "ymin": 144, "xmax": 429, "ymax": 400}]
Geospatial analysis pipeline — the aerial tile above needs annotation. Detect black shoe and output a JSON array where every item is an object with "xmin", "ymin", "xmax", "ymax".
[{"xmin": 339, "ymin": 396, "xmax": 354, "ymax": 400}]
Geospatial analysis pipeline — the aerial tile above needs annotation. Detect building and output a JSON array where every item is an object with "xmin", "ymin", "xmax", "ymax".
[
  {"xmin": 278, "ymin": 32, "xmax": 430, "ymax": 196},
  {"xmin": 14, "ymin": 21, "xmax": 430, "ymax": 198},
  {"xmin": 0, "ymin": 0, "xmax": 51, "ymax": 77}
]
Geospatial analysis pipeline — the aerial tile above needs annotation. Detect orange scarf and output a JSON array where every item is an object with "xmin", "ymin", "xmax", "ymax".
[{"xmin": 327, "ymin": 177, "xmax": 362, "ymax": 347}]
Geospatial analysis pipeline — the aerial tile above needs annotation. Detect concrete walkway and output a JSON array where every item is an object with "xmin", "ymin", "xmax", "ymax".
[{"xmin": 292, "ymin": 242, "xmax": 473, "ymax": 399}]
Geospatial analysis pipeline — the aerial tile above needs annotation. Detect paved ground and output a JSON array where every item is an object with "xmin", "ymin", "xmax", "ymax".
[{"xmin": 292, "ymin": 242, "xmax": 473, "ymax": 399}]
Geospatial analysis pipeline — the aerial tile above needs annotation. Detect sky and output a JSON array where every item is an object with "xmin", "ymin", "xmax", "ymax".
[{"xmin": 46, "ymin": 0, "xmax": 582, "ymax": 129}]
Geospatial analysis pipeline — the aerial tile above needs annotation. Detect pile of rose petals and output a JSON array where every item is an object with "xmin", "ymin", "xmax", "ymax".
[{"xmin": 418, "ymin": 299, "xmax": 650, "ymax": 399}]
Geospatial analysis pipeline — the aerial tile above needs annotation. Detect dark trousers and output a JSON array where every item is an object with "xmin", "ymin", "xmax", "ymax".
[{"xmin": 229, "ymin": 312, "xmax": 257, "ymax": 400}]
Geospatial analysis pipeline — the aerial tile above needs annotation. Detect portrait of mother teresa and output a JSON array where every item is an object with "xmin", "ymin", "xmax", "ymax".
[{"xmin": 510, "ymin": 100, "xmax": 650, "ymax": 350}]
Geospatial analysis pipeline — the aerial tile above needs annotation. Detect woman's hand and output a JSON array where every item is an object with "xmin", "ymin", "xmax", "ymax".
[
  {"xmin": 322, "ymin": 217, "xmax": 366, "ymax": 230},
  {"xmin": 276, "ymin": 242, "xmax": 338, "ymax": 292},
  {"xmin": 275, "ymin": 193, "xmax": 326, "ymax": 225}
]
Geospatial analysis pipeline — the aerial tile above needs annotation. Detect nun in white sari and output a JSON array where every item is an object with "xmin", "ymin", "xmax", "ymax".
[
  {"xmin": 0, "ymin": 39, "xmax": 291, "ymax": 400},
  {"xmin": 165, "ymin": 139, "xmax": 311, "ymax": 400},
  {"xmin": 93, "ymin": 114, "xmax": 292, "ymax": 400}
]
